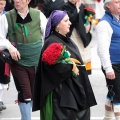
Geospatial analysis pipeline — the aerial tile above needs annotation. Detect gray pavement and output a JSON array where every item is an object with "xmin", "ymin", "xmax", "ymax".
[{"xmin": 0, "ymin": 30, "xmax": 111, "ymax": 120}]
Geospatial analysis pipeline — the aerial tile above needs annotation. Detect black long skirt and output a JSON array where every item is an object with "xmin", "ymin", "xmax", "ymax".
[{"xmin": 53, "ymin": 85, "xmax": 90, "ymax": 120}]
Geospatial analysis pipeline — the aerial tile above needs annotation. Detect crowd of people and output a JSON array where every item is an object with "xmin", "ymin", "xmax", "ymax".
[{"xmin": 0, "ymin": 0, "xmax": 120, "ymax": 120}]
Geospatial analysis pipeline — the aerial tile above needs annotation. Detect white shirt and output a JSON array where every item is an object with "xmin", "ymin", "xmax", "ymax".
[
  {"xmin": 95, "ymin": 1, "xmax": 105, "ymax": 19},
  {"xmin": 0, "ymin": 10, "xmax": 47, "ymax": 50},
  {"xmin": 96, "ymin": 20, "xmax": 113, "ymax": 73}
]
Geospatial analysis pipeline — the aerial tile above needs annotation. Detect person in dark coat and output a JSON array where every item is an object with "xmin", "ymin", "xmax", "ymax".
[
  {"xmin": 62, "ymin": 0, "xmax": 94, "ymax": 75},
  {"xmin": 32, "ymin": 10, "xmax": 97, "ymax": 120},
  {"xmin": 5, "ymin": 0, "xmax": 14, "ymax": 11},
  {"xmin": 42, "ymin": 0, "xmax": 65, "ymax": 18},
  {"xmin": 63, "ymin": 0, "xmax": 92, "ymax": 48},
  {"xmin": 29, "ymin": 0, "xmax": 38, "ymax": 8}
]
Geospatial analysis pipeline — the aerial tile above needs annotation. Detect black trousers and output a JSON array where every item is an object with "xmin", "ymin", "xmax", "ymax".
[
  {"xmin": 102, "ymin": 64, "xmax": 120, "ymax": 103},
  {"xmin": 11, "ymin": 63, "xmax": 35, "ymax": 102}
]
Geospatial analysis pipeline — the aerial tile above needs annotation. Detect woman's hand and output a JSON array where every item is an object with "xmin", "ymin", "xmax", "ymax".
[
  {"xmin": 85, "ymin": 24, "xmax": 91, "ymax": 33},
  {"xmin": 76, "ymin": 0, "xmax": 82, "ymax": 9},
  {"xmin": 9, "ymin": 45, "xmax": 21, "ymax": 61},
  {"xmin": 72, "ymin": 64, "xmax": 79, "ymax": 76},
  {"xmin": 75, "ymin": 67, "xmax": 79, "ymax": 75}
]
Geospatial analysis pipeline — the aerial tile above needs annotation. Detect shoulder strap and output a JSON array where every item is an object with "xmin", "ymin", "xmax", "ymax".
[{"xmin": 9, "ymin": 10, "xmax": 17, "ymax": 47}]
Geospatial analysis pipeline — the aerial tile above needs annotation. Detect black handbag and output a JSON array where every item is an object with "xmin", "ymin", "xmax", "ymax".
[
  {"xmin": 0, "ymin": 49, "xmax": 15, "ymax": 65},
  {"xmin": 0, "ymin": 11, "xmax": 17, "ymax": 65}
]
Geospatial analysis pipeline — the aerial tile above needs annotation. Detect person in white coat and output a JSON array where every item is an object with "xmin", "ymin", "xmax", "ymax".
[{"xmin": 96, "ymin": 0, "xmax": 120, "ymax": 120}]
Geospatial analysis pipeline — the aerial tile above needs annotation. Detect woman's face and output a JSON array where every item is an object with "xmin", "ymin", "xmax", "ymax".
[{"xmin": 56, "ymin": 15, "xmax": 71, "ymax": 36}]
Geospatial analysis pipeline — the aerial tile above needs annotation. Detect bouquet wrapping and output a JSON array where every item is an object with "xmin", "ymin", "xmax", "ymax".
[
  {"xmin": 42, "ymin": 43, "xmax": 81, "ymax": 76},
  {"xmin": 96, "ymin": 0, "xmax": 101, "ymax": 2}
]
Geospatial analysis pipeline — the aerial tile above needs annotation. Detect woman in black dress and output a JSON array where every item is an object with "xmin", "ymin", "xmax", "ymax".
[{"xmin": 33, "ymin": 10, "xmax": 97, "ymax": 120}]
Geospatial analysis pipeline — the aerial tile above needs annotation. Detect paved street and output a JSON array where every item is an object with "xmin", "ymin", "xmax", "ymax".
[{"xmin": 0, "ymin": 30, "xmax": 112, "ymax": 120}]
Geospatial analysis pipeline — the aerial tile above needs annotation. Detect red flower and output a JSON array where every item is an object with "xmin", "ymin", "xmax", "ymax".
[
  {"xmin": 84, "ymin": 7, "xmax": 96, "ymax": 26},
  {"xmin": 42, "ymin": 43, "xmax": 65, "ymax": 65},
  {"xmin": 42, "ymin": 43, "xmax": 81, "ymax": 76},
  {"xmin": 84, "ymin": 7, "xmax": 95, "ymax": 16}
]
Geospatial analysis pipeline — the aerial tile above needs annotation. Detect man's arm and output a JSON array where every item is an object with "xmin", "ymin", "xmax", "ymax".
[
  {"xmin": 0, "ymin": 14, "xmax": 11, "ymax": 50},
  {"xmin": 96, "ymin": 20, "xmax": 115, "ymax": 80},
  {"xmin": 0, "ymin": 14, "xmax": 21, "ymax": 61},
  {"xmin": 96, "ymin": 20, "xmax": 113, "ymax": 73}
]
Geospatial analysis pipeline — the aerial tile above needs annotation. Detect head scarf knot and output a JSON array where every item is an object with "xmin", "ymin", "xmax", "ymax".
[{"xmin": 45, "ymin": 10, "xmax": 67, "ymax": 40}]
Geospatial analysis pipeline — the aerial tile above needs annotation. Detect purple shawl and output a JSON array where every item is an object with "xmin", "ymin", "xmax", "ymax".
[{"xmin": 45, "ymin": 10, "xmax": 67, "ymax": 40}]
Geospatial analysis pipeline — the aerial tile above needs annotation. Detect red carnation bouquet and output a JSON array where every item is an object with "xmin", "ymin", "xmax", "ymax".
[
  {"xmin": 84, "ymin": 7, "xmax": 96, "ymax": 26},
  {"xmin": 42, "ymin": 43, "xmax": 81, "ymax": 76}
]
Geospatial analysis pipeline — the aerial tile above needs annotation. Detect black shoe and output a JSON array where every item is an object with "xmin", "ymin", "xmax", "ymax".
[{"xmin": 0, "ymin": 101, "xmax": 6, "ymax": 110}]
